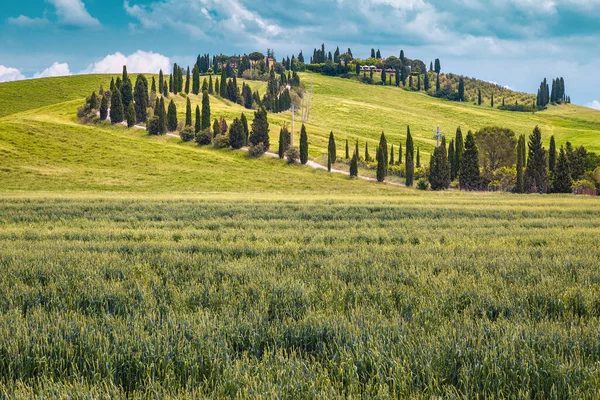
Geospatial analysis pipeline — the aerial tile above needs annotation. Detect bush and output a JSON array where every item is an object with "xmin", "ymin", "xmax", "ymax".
[
  {"xmin": 179, "ymin": 126, "xmax": 195, "ymax": 142},
  {"xmin": 416, "ymin": 178, "xmax": 430, "ymax": 190},
  {"xmin": 285, "ymin": 146, "xmax": 300, "ymax": 164},
  {"xmin": 248, "ymin": 143, "xmax": 265, "ymax": 157},
  {"xmin": 195, "ymin": 129, "xmax": 212, "ymax": 145},
  {"xmin": 147, "ymin": 116, "xmax": 161, "ymax": 135},
  {"xmin": 213, "ymin": 134, "xmax": 230, "ymax": 149}
]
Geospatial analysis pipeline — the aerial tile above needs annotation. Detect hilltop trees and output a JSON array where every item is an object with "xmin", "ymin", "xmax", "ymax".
[
  {"xmin": 459, "ymin": 131, "xmax": 481, "ymax": 190},
  {"xmin": 133, "ymin": 75, "xmax": 148, "ymax": 123},
  {"xmin": 300, "ymin": 124, "xmax": 308, "ymax": 164},
  {"xmin": 192, "ymin": 65, "xmax": 200, "ymax": 95},
  {"xmin": 458, "ymin": 77, "xmax": 465, "ymax": 101},
  {"xmin": 250, "ymin": 107, "xmax": 270, "ymax": 150},
  {"xmin": 167, "ymin": 100, "xmax": 178, "ymax": 132},
  {"xmin": 109, "ymin": 88, "xmax": 124, "ymax": 124},
  {"xmin": 434, "ymin": 58, "xmax": 441, "ymax": 74},
  {"xmin": 524, "ymin": 126, "xmax": 548, "ymax": 193}
]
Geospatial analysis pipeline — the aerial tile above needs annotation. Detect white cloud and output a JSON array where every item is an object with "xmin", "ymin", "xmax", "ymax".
[
  {"xmin": 33, "ymin": 62, "xmax": 72, "ymax": 79},
  {"xmin": 47, "ymin": 0, "xmax": 101, "ymax": 27},
  {"xmin": 0, "ymin": 66, "xmax": 26, "ymax": 82},
  {"xmin": 7, "ymin": 15, "xmax": 49, "ymax": 27},
  {"xmin": 587, "ymin": 100, "xmax": 600, "ymax": 110},
  {"xmin": 83, "ymin": 50, "xmax": 171, "ymax": 74}
]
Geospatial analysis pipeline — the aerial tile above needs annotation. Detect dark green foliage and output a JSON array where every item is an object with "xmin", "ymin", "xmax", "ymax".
[
  {"xmin": 229, "ymin": 118, "xmax": 245, "ymax": 149},
  {"xmin": 122, "ymin": 65, "xmax": 128, "ymax": 82},
  {"xmin": 365, "ymin": 143, "xmax": 370, "ymax": 163},
  {"xmin": 549, "ymin": 136, "xmax": 556, "ymax": 173},
  {"xmin": 565, "ymin": 142, "xmax": 587, "ymax": 180},
  {"xmin": 405, "ymin": 126, "xmax": 414, "ymax": 186},
  {"xmin": 278, "ymin": 125, "xmax": 291, "ymax": 159},
  {"xmin": 185, "ymin": 98, "xmax": 192, "ymax": 127},
  {"xmin": 477, "ymin": 89, "xmax": 482, "ymax": 105},
  {"xmin": 158, "ymin": 70, "xmax": 163, "ymax": 93},
  {"xmin": 167, "ymin": 100, "xmax": 178, "ymax": 132},
  {"xmin": 454, "ymin": 127, "xmax": 464, "ymax": 175},
  {"xmin": 249, "ymin": 107, "xmax": 270, "ymax": 150},
  {"xmin": 220, "ymin": 67, "xmax": 227, "ymax": 97},
  {"xmin": 424, "ymin": 73, "xmax": 430, "ymax": 91},
  {"xmin": 159, "ymin": 98, "xmax": 167, "ymax": 134},
  {"xmin": 436, "ymin": 73, "xmax": 440, "ymax": 92},
  {"xmin": 109, "ymin": 88, "xmax": 124, "ymax": 124},
  {"xmin": 213, "ymin": 119, "xmax": 220, "ymax": 138},
  {"xmin": 379, "ymin": 132, "xmax": 388, "ymax": 173},
  {"xmin": 208, "ymin": 76, "xmax": 214, "ymax": 94},
  {"xmin": 201, "ymin": 91, "xmax": 211, "ymax": 130},
  {"xmin": 460, "ymin": 131, "xmax": 481, "ymax": 190},
  {"xmin": 146, "ymin": 116, "xmax": 161, "ymax": 135},
  {"xmin": 110, "ymin": 77, "xmax": 115, "ymax": 93},
  {"xmin": 195, "ymin": 129, "xmax": 212, "ymax": 145},
  {"xmin": 515, "ymin": 136, "xmax": 525, "ymax": 193},
  {"xmin": 398, "ymin": 142, "xmax": 402, "ymax": 164},
  {"xmin": 126, "ymin": 102, "xmax": 135, "ymax": 128},
  {"xmin": 518, "ymin": 134, "xmax": 527, "ymax": 169},
  {"xmin": 434, "ymin": 58, "xmax": 441, "ymax": 74},
  {"xmin": 381, "ymin": 68, "xmax": 386, "ymax": 85},
  {"xmin": 525, "ymin": 126, "xmax": 548, "ymax": 193},
  {"xmin": 215, "ymin": 78, "xmax": 220, "ymax": 96},
  {"xmin": 151, "ymin": 77, "xmax": 156, "ymax": 94},
  {"xmin": 390, "ymin": 145, "xmax": 394, "ymax": 165},
  {"xmin": 300, "ymin": 124, "xmax": 308, "ymax": 165},
  {"xmin": 458, "ymin": 77, "xmax": 465, "ymax": 101},
  {"xmin": 185, "ymin": 66, "xmax": 190, "ymax": 94},
  {"xmin": 429, "ymin": 143, "xmax": 451, "ymax": 190},
  {"xmin": 192, "ymin": 65, "xmax": 200, "ymax": 95},
  {"xmin": 449, "ymin": 140, "xmax": 456, "ymax": 180},
  {"xmin": 242, "ymin": 83, "xmax": 253, "ymax": 109},
  {"xmin": 345, "ymin": 139, "xmax": 349, "ymax": 159},
  {"xmin": 179, "ymin": 126, "xmax": 195, "ymax": 142},
  {"xmin": 491, "ymin": 94, "xmax": 494, "ymax": 108},
  {"xmin": 350, "ymin": 148, "xmax": 358, "ymax": 177},
  {"xmin": 133, "ymin": 75, "xmax": 148, "ymax": 123},
  {"xmin": 115, "ymin": 77, "xmax": 122, "ymax": 91},
  {"xmin": 241, "ymin": 113, "xmax": 249, "ymax": 144},
  {"xmin": 474, "ymin": 127, "xmax": 517, "ymax": 172},
  {"xmin": 99, "ymin": 95, "xmax": 108, "ymax": 121},
  {"xmin": 121, "ymin": 77, "xmax": 133, "ymax": 111},
  {"xmin": 195, "ymin": 105, "xmax": 201, "ymax": 134},
  {"xmin": 376, "ymin": 146, "xmax": 385, "ymax": 182},
  {"xmin": 553, "ymin": 146, "xmax": 572, "ymax": 193},
  {"xmin": 163, "ymin": 80, "xmax": 169, "ymax": 97},
  {"xmin": 328, "ymin": 151, "xmax": 332, "ymax": 172},
  {"xmin": 328, "ymin": 131, "xmax": 337, "ymax": 163}
]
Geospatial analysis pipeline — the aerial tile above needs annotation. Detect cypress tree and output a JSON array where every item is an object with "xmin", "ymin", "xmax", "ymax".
[
  {"xmin": 519, "ymin": 134, "xmax": 526, "ymax": 170},
  {"xmin": 328, "ymin": 131, "xmax": 337, "ymax": 163},
  {"xmin": 100, "ymin": 95, "xmax": 109, "ymax": 120},
  {"xmin": 300, "ymin": 124, "xmax": 308, "ymax": 164},
  {"xmin": 278, "ymin": 126, "xmax": 290, "ymax": 159},
  {"xmin": 424, "ymin": 73, "xmax": 430, "ymax": 91},
  {"xmin": 159, "ymin": 70, "xmax": 163, "ymax": 93},
  {"xmin": 365, "ymin": 143, "xmax": 370, "ymax": 163},
  {"xmin": 192, "ymin": 65, "xmax": 200, "ymax": 95},
  {"xmin": 241, "ymin": 113, "xmax": 249, "ymax": 144},
  {"xmin": 350, "ymin": 148, "xmax": 358, "ymax": 177},
  {"xmin": 491, "ymin": 93, "xmax": 494, "ymax": 107},
  {"xmin": 169, "ymin": 75, "xmax": 173, "ymax": 93},
  {"xmin": 381, "ymin": 68, "xmax": 386, "ymax": 85},
  {"xmin": 249, "ymin": 107, "xmax": 270, "ymax": 150},
  {"xmin": 524, "ymin": 126, "xmax": 548, "ymax": 193},
  {"xmin": 454, "ymin": 127, "xmax": 464, "ymax": 177},
  {"xmin": 328, "ymin": 151, "xmax": 332, "ymax": 172},
  {"xmin": 553, "ymin": 146, "xmax": 572, "ymax": 193},
  {"xmin": 458, "ymin": 77, "xmax": 465, "ymax": 101},
  {"xmin": 121, "ymin": 77, "xmax": 133, "ymax": 111},
  {"xmin": 151, "ymin": 77, "xmax": 156, "ymax": 94},
  {"xmin": 122, "ymin": 65, "xmax": 128, "ymax": 82},
  {"xmin": 398, "ymin": 143, "xmax": 402, "ymax": 164},
  {"xmin": 219, "ymin": 68, "xmax": 227, "ymax": 97},
  {"xmin": 163, "ymin": 80, "xmax": 169, "ymax": 97},
  {"xmin": 159, "ymin": 97, "xmax": 167, "ymax": 134},
  {"xmin": 133, "ymin": 75, "xmax": 148, "ymax": 123},
  {"xmin": 459, "ymin": 131, "xmax": 481, "ymax": 190},
  {"xmin": 229, "ymin": 118, "xmax": 245, "ymax": 149},
  {"xmin": 549, "ymin": 135, "xmax": 557, "ymax": 173},
  {"xmin": 195, "ymin": 105, "xmax": 201, "ymax": 133},
  {"xmin": 502, "ymin": 97, "xmax": 505, "ymax": 106},
  {"xmin": 126, "ymin": 102, "xmax": 135, "ymax": 128},
  {"xmin": 434, "ymin": 58, "xmax": 441, "ymax": 74},
  {"xmin": 209, "ymin": 76, "xmax": 214, "ymax": 94},
  {"xmin": 379, "ymin": 132, "xmax": 388, "ymax": 172},
  {"xmin": 515, "ymin": 136, "xmax": 525, "ymax": 193},
  {"xmin": 185, "ymin": 66, "xmax": 190, "ymax": 94},
  {"xmin": 213, "ymin": 119, "xmax": 220, "ymax": 138},
  {"xmin": 416, "ymin": 147, "xmax": 421, "ymax": 167},
  {"xmin": 110, "ymin": 77, "xmax": 115, "ymax": 93},
  {"xmin": 201, "ymin": 90, "xmax": 211, "ymax": 129},
  {"xmin": 109, "ymin": 88, "xmax": 124, "ymax": 124},
  {"xmin": 448, "ymin": 139, "xmax": 456, "ymax": 180},
  {"xmin": 167, "ymin": 100, "xmax": 178, "ymax": 132},
  {"xmin": 477, "ymin": 89, "xmax": 482, "ymax": 105},
  {"xmin": 376, "ymin": 146, "xmax": 385, "ymax": 182},
  {"xmin": 436, "ymin": 73, "xmax": 440, "ymax": 92},
  {"xmin": 185, "ymin": 98, "xmax": 192, "ymax": 127},
  {"xmin": 429, "ymin": 142, "xmax": 451, "ymax": 190},
  {"xmin": 115, "ymin": 77, "xmax": 122, "ymax": 91},
  {"xmin": 390, "ymin": 145, "xmax": 395, "ymax": 165},
  {"xmin": 405, "ymin": 126, "xmax": 414, "ymax": 186},
  {"xmin": 215, "ymin": 78, "xmax": 220, "ymax": 96}
]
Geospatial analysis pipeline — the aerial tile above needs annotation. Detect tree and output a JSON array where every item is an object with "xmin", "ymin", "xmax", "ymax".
[
  {"xmin": 525, "ymin": 126, "xmax": 548, "ymax": 193},
  {"xmin": 553, "ymin": 146, "xmax": 572, "ymax": 193},
  {"xmin": 474, "ymin": 127, "xmax": 517, "ymax": 172},
  {"xmin": 185, "ymin": 66, "xmax": 190, "ymax": 94},
  {"xmin": 459, "ymin": 131, "xmax": 481, "ymax": 190},
  {"xmin": 208, "ymin": 75, "xmax": 214, "ymax": 95},
  {"xmin": 249, "ymin": 107, "xmax": 270, "ymax": 150},
  {"xmin": 151, "ymin": 77, "xmax": 156, "ymax": 94},
  {"xmin": 213, "ymin": 119, "xmax": 220, "ymax": 138},
  {"xmin": 122, "ymin": 65, "xmax": 128, "ymax": 82},
  {"xmin": 215, "ymin": 78, "xmax": 220, "ymax": 96},
  {"xmin": 549, "ymin": 135, "xmax": 557, "ymax": 173},
  {"xmin": 100, "ymin": 95, "xmax": 109, "ymax": 120},
  {"xmin": 201, "ymin": 91, "xmax": 211, "ymax": 129},
  {"xmin": 192, "ymin": 65, "xmax": 200, "ymax": 95},
  {"xmin": 167, "ymin": 100, "xmax": 178, "ymax": 132},
  {"xmin": 229, "ymin": 118, "xmax": 245, "ymax": 149},
  {"xmin": 491, "ymin": 94, "xmax": 494, "ymax": 108},
  {"xmin": 278, "ymin": 125, "xmax": 291, "ymax": 158},
  {"xmin": 365, "ymin": 143, "xmax": 370, "ymax": 162},
  {"xmin": 328, "ymin": 131, "xmax": 337, "ymax": 163},
  {"xmin": 448, "ymin": 140, "xmax": 456, "ymax": 180},
  {"xmin": 429, "ymin": 142, "xmax": 451, "ymax": 190},
  {"xmin": 371, "ymin": 48, "xmax": 376, "ymax": 58},
  {"xmin": 219, "ymin": 67, "xmax": 227, "ymax": 97},
  {"xmin": 424, "ymin": 73, "xmax": 430, "ymax": 91},
  {"xmin": 515, "ymin": 136, "xmax": 525, "ymax": 193},
  {"xmin": 121, "ymin": 77, "xmax": 133, "ymax": 111},
  {"xmin": 381, "ymin": 68, "xmax": 386, "ymax": 85},
  {"xmin": 405, "ymin": 126, "xmax": 414, "ymax": 186},
  {"xmin": 376, "ymin": 146, "xmax": 385, "ymax": 182},
  {"xmin": 458, "ymin": 77, "xmax": 465, "ymax": 101},
  {"xmin": 241, "ymin": 113, "xmax": 249, "ymax": 144},
  {"xmin": 300, "ymin": 124, "xmax": 308, "ymax": 164},
  {"xmin": 434, "ymin": 58, "xmax": 441, "ymax": 74},
  {"xmin": 350, "ymin": 147, "xmax": 358, "ymax": 177},
  {"xmin": 416, "ymin": 147, "xmax": 420, "ymax": 167},
  {"xmin": 159, "ymin": 70, "xmax": 164, "ymax": 93},
  {"xmin": 390, "ymin": 144, "xmax": 395, "ymax": 165},
  {"xmin": 158, "ymin": 97, "xmax": 167, "ymax": 134},
  {"xmin": 185, "ymin": 97, "xmax": 192, "ymax": 126},
  {"xmin": 109, "ymin": 88, "xmax": 124, "ymax": 124},
  {"xmin": 126, "ymin": 102, "xmax": 135, "ymax": 128},
  {"xmin": 195, "ymin": 105, "xmax": 201, "ymax": 133},
  {"xmin": 379, "ymin": 132, "xmax": 388, "ymax": 172},
  {"xmin": 376, "ymin": 49, "xmax": 381, "ymax": 59},
  {"xmin": 477, "ymin": 89, "xmax": 482, "ymax": 105},
  {"xmin": 436, "ymin": 73, "xmax": 440, "ymax": 92},
  {"xmin": 163, "ymin": 80, "xmax": 169, "ymax": 97},
  {"xmin": 345, "ymin": 139, "xmax": 350, "ymax": 159}
]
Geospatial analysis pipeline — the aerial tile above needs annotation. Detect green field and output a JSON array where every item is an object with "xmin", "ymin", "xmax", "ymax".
[{"xmin": 1, "ymin": 74, "xmax": 600, "ymax": 397}]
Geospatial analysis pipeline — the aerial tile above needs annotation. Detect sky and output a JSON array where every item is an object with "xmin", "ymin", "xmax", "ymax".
[{"xmin": 0, "ymin": 0, "xmax": 599, "ymax": 109}]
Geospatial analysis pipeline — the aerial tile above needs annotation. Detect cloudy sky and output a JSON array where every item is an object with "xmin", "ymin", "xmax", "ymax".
[{"xmin": 1, "ymin": 0, "xmax": 599, "ymax": 108}]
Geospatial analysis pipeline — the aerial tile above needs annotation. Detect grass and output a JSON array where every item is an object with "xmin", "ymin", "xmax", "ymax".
[{"xmin": 0, "ymin": 193, "xmax": 599, "ymax": 397}]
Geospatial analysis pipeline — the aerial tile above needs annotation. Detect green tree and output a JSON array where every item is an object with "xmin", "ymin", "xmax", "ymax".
[
  {"xmin": 158, "ymin": 97, "xmax": 167, "ymax": 134},
  {"xmin": 491, "ymin": 93, "xmax": 494, "ymax": 107},
  {"xmin": 192, "ymin": 65, "xmax": 200, "ymax": 95},
  {"xmin": 229, "ymin": 118, "xmax": 245, "ymax": 149},
  {"xmin": 121, "ymin": 77, "xmax": 133, "ymax": 111},
  {"xmin": 122, "ymin": 65, "xmax": 128, "ymax": 82},
  {"xmin": 459, "ymin": 131, "xmax": 481, "ymax": 190},
  {"xmin": 185, "ymin": 66, "xmax": 190, "ymax": 94},
  {"xmin": 553, "ymin": 146, "xmax": 572, "ymax": 193},
  {"xmin": 278, "ymin": 125, "xmax": 291, "ymax": 159},
  {"xmin": 390, "ymin": 145, "xmax": 395, "ymax": 165},
  {"xmin": 436, "ymin": 73, "xmax": 440, "ymax": 92},
  {"xmin": 365, "ymin": 143, "xmax": 370, "ymax": 162},
  {"xmin": 299, "ymin": 124, "xmax": 308, "ymax": 164},
  {"xmin": 454, "ymin": 127, "xmax": 464, "ymax": 177},
  {"xmin": 195, "ymin": 105, "xmax": 201, "ymax": 133},
  {"xmin": 434, "ymin": 58, "xmax": 441, "ymax": 74},
  {"xmin": 405, "ymin": 126, "xmax": 414, "ymax": 186},
  {"xmin": 219, "ymin": 67, "xmax": 227, "ymax": 97},
  {"xmin": 458, "ymin": 77, "xmax": 465, "ymax": 101},
  {"xmin": 109, "ymin": 88, "xmax": 124, "ymax": 124},
  {"xmin": 398, "ymin": 142, "xmax": 402, "ymax": 164},
  {"xmin": 424, "ymin": 73, "xmax": 430, "ymax": 91},
  {"xmin": 249, "ymin": 107, "xmax": 270, "ymax": 150},
  {"xmin": 474, "ymin": 127, "xmax": 517, "ymax": 173},
  {"xmin": 350, "ymin": 148, "xmax": 358, "ymax": 177},
  {"xmin": 167, "ymin": 100, "xmax": 178, "ymax": 132},
  {"xmin": 376, "ymin": 146, "xmax": 385, "ymax": 182},
  {"xmin": 126, "ymin": 102, "xmax": 135, "ymax": 128},
  {"xmin": 208, "ymin": 76, "xmax": 214, "ymax": 94},
  {"xmin": 549, "ymin": 135, "xmax": 557, "ymax": 173},
  {"xmin": 477, "ymin": 89, "xmax": 482, "ymax": 105},
  {"xmin": 525, "ymin": 126, "xmax": 548, "ymax": 193},
  {"xmin": 429, "ymin": 142, "xmax": 451, "ymax": 190},
  {"xmin": 448, "ymin": 139, "xmax": 456, "ymax": 180},
  {"xmin": 99, "ymin": 95, "xmax": 109, "ymax": 120},
  {"xmin": 381, "ymin": 68, "xmax": 386, "ymax": 85},
  {"xmin": 379, "ymin": 132, "xmax": 388, "ymax": 173},
  {"xmin": 213, "ymin": 119, "xmax": 220, "ymax": 138},
  {"xmin": 241, "ymin": 113, "xmax": 249, "ymax": 144},
  {"xmin": 345, "ymin": 139, "xmax": 349, "ymax": 159},
  {"xmin": 151, "ymin": 77, "xmax": 156, "ymax": 94},
  {"xmin": 185, "ymin": 98, "xmax": 192, "ymax": 127},
  {"xmin": 201, "ymin": 90, "xmax": 211, "ymax": 129},
  {"xmin": 215, "ymin": 78, "xmax": 220, "ymax": 96},
  {"xmin": 515, "ymin": 136, "xmax": 525, "ymax": 193},
  {"xmin": 328, "ymin": 131, "xmax": 337, "ymax": 163},
  {"xmin": 416, "ymin": 147, "xmax": 420, "ymax": 168},
  {"xmin": 158, "ymin": 70, "xmax": 163, "ymax": 93}
]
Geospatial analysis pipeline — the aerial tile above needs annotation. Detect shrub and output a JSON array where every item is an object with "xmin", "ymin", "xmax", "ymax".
[
  {"xmin": 195, "ymin": 129, "xmax": 212, "ymax": 146},
  {"xmin": 248, "ymin": 143, "xmax": 265, "ymax": 157},
  {"xmin": 416, "ymin": 178, "xmax": 430, "ymax": 190},
  {"xmin": 286, "ymin": 146, "xmax": 300, "ymax": 164},
  {"xmin": 179, "ymin": 126, "xmax": 195, "ymax": 142},
  {"xmin": 213, "ymin": 134, "xmax": 230, "ymax": 149},
  {"xmin": 146, "ymin": 116, "xmax": 162, "ymax": 135}
]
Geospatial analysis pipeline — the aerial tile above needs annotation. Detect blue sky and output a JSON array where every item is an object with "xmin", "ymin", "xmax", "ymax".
[{"xmin": 1, "ymin": 0, "xmax": 599, "ymax": 109}]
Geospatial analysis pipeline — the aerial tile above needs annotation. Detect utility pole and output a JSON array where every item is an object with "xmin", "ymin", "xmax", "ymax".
[{"xmin": 432, "ymin": 125, "xmax": 444, "ymax": 147}]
